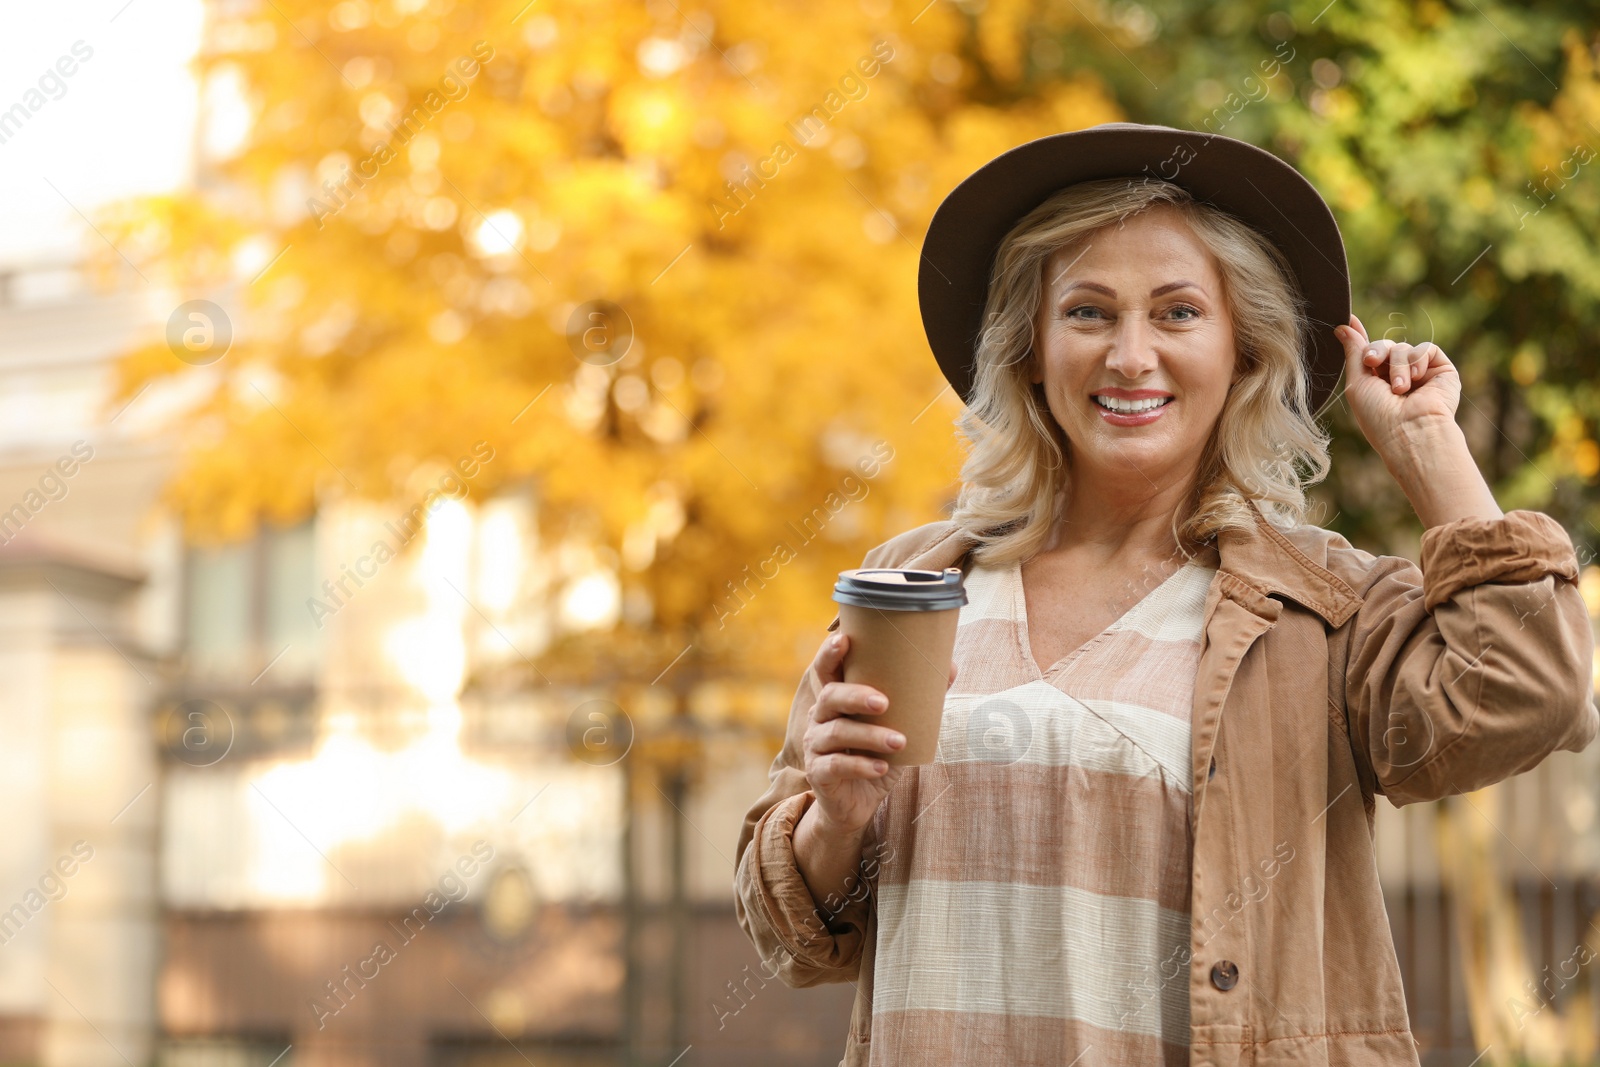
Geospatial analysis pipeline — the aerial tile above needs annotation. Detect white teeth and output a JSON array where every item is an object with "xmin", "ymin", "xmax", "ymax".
[{"xmin": 1094, "ymin": 396, "xmax": 1171, "ymax": 414}]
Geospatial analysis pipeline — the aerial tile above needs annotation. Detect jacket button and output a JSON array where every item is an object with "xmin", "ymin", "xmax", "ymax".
[
  {"xmin": 1208, "ymin": 757, "xmax": 1216, "ymax": 780},
  {"xmin": 1211, "ymin": 960, "xmax": 1239, "ymax": 991}
]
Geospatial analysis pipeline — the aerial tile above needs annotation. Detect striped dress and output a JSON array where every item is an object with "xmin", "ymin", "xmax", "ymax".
[{"xmin": 867, "ymin": 547, "xmax": 1219, "ymax": 1066}]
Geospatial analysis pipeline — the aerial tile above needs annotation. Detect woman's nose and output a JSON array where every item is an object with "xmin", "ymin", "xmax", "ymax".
[{"xmin": 1104, "ymin": 317, "xmax": 1159, "ymax": 378}]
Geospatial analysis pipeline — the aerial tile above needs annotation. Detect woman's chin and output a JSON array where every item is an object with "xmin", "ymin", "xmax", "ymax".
[{"xmin": 1071, "ymin": 437, "xmax": 1184, "ymax": 478}]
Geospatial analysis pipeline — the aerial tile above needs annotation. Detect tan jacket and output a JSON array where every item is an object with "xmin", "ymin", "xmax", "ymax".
[{"xmin": 733, "ymin": 505, "xmax": 1598, "ymax": 1066}]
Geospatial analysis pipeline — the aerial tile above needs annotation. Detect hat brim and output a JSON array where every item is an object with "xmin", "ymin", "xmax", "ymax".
[{"xmin": 918, "ymin": 123, "xmax": 1351, "ymax": 418}]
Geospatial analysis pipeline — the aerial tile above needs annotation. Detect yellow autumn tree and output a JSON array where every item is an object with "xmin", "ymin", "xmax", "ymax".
[{"xmin": 100, "ymin": 0, "xmax": 1122, "ymax": 694}]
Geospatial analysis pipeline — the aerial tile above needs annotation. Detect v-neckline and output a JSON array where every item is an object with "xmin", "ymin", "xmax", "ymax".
[{"xmin": 1012, "ymin": 557, "xmax": 1197, "ymax": 682}]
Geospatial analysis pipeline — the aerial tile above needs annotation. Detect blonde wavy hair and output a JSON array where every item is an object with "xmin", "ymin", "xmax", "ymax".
[{"xmin": 948, "ymin": 177, "xmax": 1333, "ymax": 566}]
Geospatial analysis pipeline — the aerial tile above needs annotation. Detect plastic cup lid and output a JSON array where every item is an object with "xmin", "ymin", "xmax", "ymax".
[{"xmin": 832, "ymin": 567, "xmax": 968, "ymax": 611}]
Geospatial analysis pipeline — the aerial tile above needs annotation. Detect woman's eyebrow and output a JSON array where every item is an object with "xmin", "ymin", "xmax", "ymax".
[{"xmin": 1058, "ymin": 280, "xmax": 1206, "ymax": 298}]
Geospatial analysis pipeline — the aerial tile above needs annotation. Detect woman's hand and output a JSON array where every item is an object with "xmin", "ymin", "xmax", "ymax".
[
  {"xmin": 801, "ymin": 631, "xmax": 957, "ymax": 837},
  {"xmin": 1333, "ymin": 313, "xmax": 1502, "ymax": 528},
  {"xmin": 1334, "ymin": 313, "xmax": 1462, "ymax": 452}
]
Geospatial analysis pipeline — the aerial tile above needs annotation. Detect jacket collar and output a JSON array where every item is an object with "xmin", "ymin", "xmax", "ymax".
[
  {"xmin": 902, "ymin": 502, "xmax": 1361, "ymax": 628},
  {"xmin": 1213, "ymin": 502, "xmax": 1362, "ymax": 627}
]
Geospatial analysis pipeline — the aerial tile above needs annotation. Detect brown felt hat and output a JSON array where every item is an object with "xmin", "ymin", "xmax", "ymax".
[{"xmin": 918, "ymin": 122, "xmax": 1351, "ymax": 418}]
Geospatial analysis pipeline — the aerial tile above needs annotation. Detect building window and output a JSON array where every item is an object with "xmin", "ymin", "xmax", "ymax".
[{"xmin": 184, "ymin": 518, "xmax": 322, "ymax": 682}]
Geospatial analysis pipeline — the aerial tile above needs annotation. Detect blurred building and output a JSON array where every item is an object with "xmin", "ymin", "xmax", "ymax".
[
  {"xmin": 0, "ymin": 260, "xmax": 166, "ymax": 1067},
  {"xmin": 0, "ymin": 260, "xmax": 852, "ymax": 1067}
]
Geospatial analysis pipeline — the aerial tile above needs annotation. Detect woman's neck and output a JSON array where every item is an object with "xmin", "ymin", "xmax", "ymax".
[{"xmin": 1049, "ymin": 467, "xmax": 1202, "ymax": 563}]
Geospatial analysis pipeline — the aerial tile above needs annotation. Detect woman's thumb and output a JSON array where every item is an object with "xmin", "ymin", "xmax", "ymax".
[{"xmin": 1335, "ymin": 319, "xmax": 1367, "ymax": 381}]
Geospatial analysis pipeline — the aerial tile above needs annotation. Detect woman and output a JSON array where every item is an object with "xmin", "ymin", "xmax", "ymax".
[{"xmin": 732, "ymin": 123, "xmax": 1597, "ymax": 1067}]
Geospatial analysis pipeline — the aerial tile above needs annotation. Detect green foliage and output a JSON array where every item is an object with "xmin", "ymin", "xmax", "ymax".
[{"xmin": 1029, "ymin": 0, "xmax": 1600, "ymax": 551}]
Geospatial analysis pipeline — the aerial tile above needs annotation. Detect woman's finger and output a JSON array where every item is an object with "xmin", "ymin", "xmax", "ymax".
[
  {"xmin": 810, "ymin": 715, "xmax": 905, "ymax": 757},
  {"xmin": 813, "ymin": 631, "xmax": 848, "ymax": 683},
  {"xmin": 1408, "ymin": 342, "xmax": 1442, "ymax": 386},
  {"xmin": 813, "ymin": 679, "xmax": 889, "ymax": 723},
  {"xmin": 1386, "ymin": 343, "xmax": 1414, "ymax": 392},
  {"xmin": 811, "ymin": 751, "xmax": 890, "ymax": 784},
  {"xmin": 1359, "ymin": 338, "xmax": 1395, "ymax": 375},
  {"xmin": 1336, "ymin": 321, "xmax": 1371, "ymax": 378}
]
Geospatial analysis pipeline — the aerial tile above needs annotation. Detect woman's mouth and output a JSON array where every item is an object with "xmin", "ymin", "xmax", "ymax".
[{"xmin": 1092, "ymin": 395, "xmax": 1173, "ymax": 425}]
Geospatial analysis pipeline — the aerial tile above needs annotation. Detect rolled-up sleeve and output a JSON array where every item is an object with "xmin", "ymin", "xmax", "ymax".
[
  {"xmin": 733, "ymin": 789, "xmax": 877, "ymax": 987},
  {"xmin": 734, "ymin": 647, "xmax": 878, "ymax": 988},
  {"xmin": 732, "ymin": 535, "xmax": 911, "ymax": 987},
  {"xmin": 1343, "ymin": 509, "xmax": 1598, "ymax": 806}
]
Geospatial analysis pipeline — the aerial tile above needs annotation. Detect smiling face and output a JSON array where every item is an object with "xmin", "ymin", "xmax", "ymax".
[{"xmin": 1030, "ymin": 203, "xmax": 1239, "ymax": 494}]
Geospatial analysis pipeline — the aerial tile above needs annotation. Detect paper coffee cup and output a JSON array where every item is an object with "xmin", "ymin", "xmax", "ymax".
[{"xmin": 832, "ymin": 567, "xmax": 967, "ymax": 766}]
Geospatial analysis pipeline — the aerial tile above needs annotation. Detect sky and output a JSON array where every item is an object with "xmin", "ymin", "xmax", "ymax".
[{"xmin": 0, "ymin": 0, "xmax": 205, "ymax": 266}]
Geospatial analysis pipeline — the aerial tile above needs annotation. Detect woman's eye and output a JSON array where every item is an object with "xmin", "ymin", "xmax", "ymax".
[
  {"xmin": 1167, "ymin": 305, "xmax": 1201, "ymax": 321},
  {"xmin": 1065, "ymin": 305, "xmax": 1105, "ymax": 320}
]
